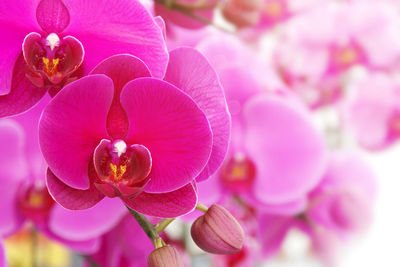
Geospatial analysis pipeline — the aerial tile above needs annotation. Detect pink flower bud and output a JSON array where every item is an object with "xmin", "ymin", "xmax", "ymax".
[
  {"xmin": 147, "ymin": 246, "xmax": 184, "ymax": 267},
  {"xmin": 222, "ymin": 0, "xmax": 263, "ymax": 28},
  {"xmin": 191, "ymin": 204, "xmax": 245, "ymax": 254}
]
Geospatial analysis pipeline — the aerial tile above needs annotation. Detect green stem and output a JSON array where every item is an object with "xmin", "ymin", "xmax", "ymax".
[
  {"xmin": 126, "ymin": 206, "xmax": 159, "ymax": 243},
  {"xmin": 80, "ymin": 255, "xmax": 101, "ymax": 267},
  {"xmin": 155, "ymin": 218, "xmax": 176, "ymax": 234},
  {"xmin": 195, "ymin": 203, "xmax": 209, "ymax": 213},
  {"xmin": 153, "ymin": 0, "xmax": 233, "ymax": 33}
]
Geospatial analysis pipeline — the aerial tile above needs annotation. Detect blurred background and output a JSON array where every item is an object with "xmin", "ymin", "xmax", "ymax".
[{"xmin": 2, "ymin": 0, "xmax": 400, "ymax": 266}]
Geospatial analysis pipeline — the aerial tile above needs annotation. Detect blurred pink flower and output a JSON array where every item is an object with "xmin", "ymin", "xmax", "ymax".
[
  {"xmin": 0, "ymin": 99, "xmax": 126, "ymax": 253},
  {"xmin": 197, "ymin": 35, "xmax": 326, "ymax": 214},
  {"xmin": 87, "ymin": 215, "xmax": 153, "ymax": 267},
  {"xmin": 40, "ymin": 49, "xmax": 230, "ymax": 218},
  {"xmin": 257, "ymin": 151, "xmax": 376, "ymax": 263},
  {"xmin": 0, "ymin": 0, "xmax": 168, "ymax": 117},
  {"xmin": 274, "ymin": 1, "xmax": 400, "ymax": 107},
  {"xmin": 340, "ymin": 72, "xmax": 400, "ymax": 150}
]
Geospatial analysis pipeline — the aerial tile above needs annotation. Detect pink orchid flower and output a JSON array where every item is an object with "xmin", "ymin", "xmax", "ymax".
[
  {"xmin": 39, "ymin": 48, "xmax": 230, "ymax": 218},
  {"xmin": 274, "ymin": 1, "xmax": 400, "ymax": 108},
  {"xmin": 197, "ymin": 35, "xmax": 326, "ymax": 215},
  {"xmin": 0, "ymin": 99, "xmax": 126, "ymax": 253},
  {"xmin": 340, "ymin": 72, "xmax": 400, "ymax": 150},
  {"xmin": 258, "ymin": 151, "xmax": 376, "ymax": 263},
  {"xmin": 0, "ymin": 0, "xmax": 168, "ymax": 118}
]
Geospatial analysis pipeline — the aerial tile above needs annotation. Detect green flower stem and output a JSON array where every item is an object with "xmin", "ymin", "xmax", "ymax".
[
  {"xmin": 195, "ymin": 203, "xmax": 209, "ymax": 213},
  {"xmin": 126, "ymin": 206, "xmax": 159, "ymax": 244},
  {"xmin": 155, "ymin": 218, "xmax": 176, "ymax": 234}
]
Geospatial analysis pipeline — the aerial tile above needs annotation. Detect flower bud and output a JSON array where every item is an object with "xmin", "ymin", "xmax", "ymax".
[
  {"xmin": 191, "ymin": 204, "xmax": 245, "ymax": 254},
  {"xmin": 147, "ymin": 245, "xmax": 184, "ymax": 267},
  {"xmin": 222, "ymin": 0, "xmax": 263, "ymax": 28}
]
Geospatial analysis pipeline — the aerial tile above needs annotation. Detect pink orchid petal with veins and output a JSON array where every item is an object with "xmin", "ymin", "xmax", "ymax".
[{"xmin": 0, "ymin": 0, "xmax": 168, "ymax": 117}]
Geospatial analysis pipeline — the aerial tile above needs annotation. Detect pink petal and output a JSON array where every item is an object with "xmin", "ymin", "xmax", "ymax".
[
  {"xmin": 39, "ymin": 74, "xmax": 113, "ymax": 189},
  {"xmin": 36, "ymin": 0, "xmax": 70, "ymax": 33},
  {"xmin": 43, "ymin": 228, "xmax": 100, "ymax": 254},
  {"xmin": 0, "ymin": 55, "xmax": 47, "ymax": 118},
  {"xmin": 0, "ymin": 0, "xmax": 40, "ymax": 96},
  {"xmin": 164, "ymin": 48, "xmax": 231, "ymax": 182},
  {"xmin": 124, "ymin": 182, "xmax": 198, "ymax": 218},
  {"xmin": 49, "ymin": 198, "xmax": 126, "ymax": 241},
  {"xmin": 0, "ymin": 242, "xmax": 5, "ymax": 267},
  {"xmin": 121, "ymin": 78, "xmax": 212, "ymax": 193},
  {"xmin": 90, "ymin": 54, "xmax": 151, "ymax": 139},
  {"xmin": 46, "ymin": 168, "xmax": 104, "ymax": 210},
  {"xmin": 64, "ymin": 0, "xmax": 168, "ymax": 78},
  {"xmin": 0, "ymin": 178, "xmax": 24, "ymax": 237},
  {"xmin": 244, "ymin": 93, "xmax": 326, "ymax": 204}
]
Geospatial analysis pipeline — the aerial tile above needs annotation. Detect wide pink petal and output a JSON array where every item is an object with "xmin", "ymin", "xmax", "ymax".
[
  {"xmin": 49, "ymin": 198, "xmax": 126, "ymax": 241},
  {"xmin": 0, "ymin": 55, "xmax": 47, "ymax": 118},
  {"xmin": 90, "ymin": 54, "xmax": 151, "ymax": 139},
  {"xmin": 164, "ymin": 47, "xmax": 231, "ymax": 182},
  {"xmin": 39, "ymin": 74, "xmax": 113, "ymax": 189},
  {"xmin": 43, "ymin": 228, "xmax": 100, "ymax": 254},
  {"xmin": 121, "ymin": 78, "xmax": 212, "ymax": 193},
  {"xmin": 124, "ymin": 182, "xmax": 198, "ymax": 218},
  {"xmin": 0, "ymin": 0, "xmax": 40, "ymax": 95},
  {"xmin": 46, "ymin": 169, "xmax": 104, "ymax": 210},
  {"xmin": 244, "ymin": 93, "xmax": 327, "ymax": 204},
  {"xmin": 36, "ymin": 0, "xmax": 70, "ymax": 33},
  {"xmin": 64, "ymin": 0, "xmax": 168, "ymax": 78}
]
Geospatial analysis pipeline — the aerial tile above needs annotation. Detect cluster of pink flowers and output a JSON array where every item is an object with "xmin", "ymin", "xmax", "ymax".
[{"xmin": 0, "ymin": 0, "xmax": 392, "ymax": 266}]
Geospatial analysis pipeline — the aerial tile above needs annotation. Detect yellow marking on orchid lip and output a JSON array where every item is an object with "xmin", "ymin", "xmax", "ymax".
[
  {"xmin": 110, "ymin": 163, "xmax": 127, "ymax": 181},
  {"xmin": 231, "ymin": 166, "xmax": 245, "ymax": 180},
  {"xmin": 42, "ymin": 57, "xmax": 60, "ymax": 75},
  {"xmin": 265, "ymin": 1, "xmax": 282, "ymax": 18},
  {"xmin": 28, "ymin": 192, "xmax": 43, "ymax": 208},
  {"xmin": 336, "ymin": 48, "xmax": 357, "ymax": 66}
]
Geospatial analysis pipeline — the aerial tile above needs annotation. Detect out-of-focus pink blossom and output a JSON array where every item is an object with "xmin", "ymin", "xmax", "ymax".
[
  {"xmin": 274, "ymin": 1, "xmax": 400, "ymax": 108},
  {"xmin": 87, "ymin": 215, "xmax": 154, "ymax": 267},
  {"xmin": 257, "ymin": 151, "xmax": 376, "ymax": 264},
  {"xmin": 197, "ymin": 35, "xmax": 326, "ymax": 213},
  {"xmin": 0, "ymin": 98, "xmax": 126, "ymax": 253},
  {"xmin": 0, "ymin": 0, "xmax": 168, "ymax": 117},
  {"xmin": 40, "ymin": 49, "xmax": 230, "ymax": 218},
  {"xmin": 340, "ymin": 72, "xmax": 400, "ymax": 150}
]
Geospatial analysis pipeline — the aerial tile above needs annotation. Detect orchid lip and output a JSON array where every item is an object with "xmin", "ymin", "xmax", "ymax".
[
  {"xmin": 93, "ymin": 139, "xmax": 152, "ymax": 198},
  {"xmin": 22, "ymin": 32, "xmax": 84, "ymax": 88},
  {"xmin": 220, "ymin": 153, "xmax": 256, "ymax": 193}
]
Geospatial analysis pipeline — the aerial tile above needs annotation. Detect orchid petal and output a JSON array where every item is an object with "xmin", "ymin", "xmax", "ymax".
[{"xmin": 121, "ymin": 78, "xmax": 212, "ymax": 193}]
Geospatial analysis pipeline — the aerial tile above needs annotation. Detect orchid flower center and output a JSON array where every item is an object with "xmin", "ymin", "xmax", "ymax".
[
  {"xmin": 17, "ymin": 182, "xmax": 55, "ymax": 225},
  {"xmin": 220, "ymin": 153, "xmax": 256, "ymax": 193},
  {"xmin": 93, "ymin": 139, "xmax": 152, "ymax": 198},
  {"xmin": 22, "ymin": 32, "xmax": 84, "ymax": 88},
  {"xmin": 264, "ymin": 0, "xmax": 284, "ymax": 19},
  {"xmin": 388, "ymin": 113, "xmax": 400, "ymax": 138},
  {"xmin": 331, "ymin": 44, "xmax": 364, "ymax": 71}
]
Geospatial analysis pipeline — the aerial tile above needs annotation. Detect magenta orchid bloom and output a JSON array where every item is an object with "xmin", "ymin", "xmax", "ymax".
[
  {"xmin": 0, "ymin": 99, "xmax": 126, "ymax": 253},
  {"xmin": 258, "ymin": 151, "xmax": 376, "ymax": 263},
  {"xmin": 274, "ymin": 1, "xmax": 400, "ymax": 108},
  {"xmin": 39, "ymin": 48, "xmax": 230, "ymax": 218},
  {"xmin": 197, "ymin": 35, "xmax": 326, "ymax": 214},
  {"xmin": 0, "ymin": 0, "xmax": 168, "ymax": 118},
  {"xmin": 340, "ymin": 72, "xmax": 400, "ymax": 150}
]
